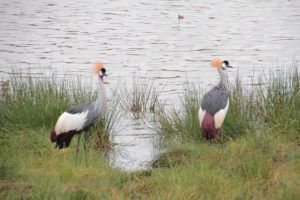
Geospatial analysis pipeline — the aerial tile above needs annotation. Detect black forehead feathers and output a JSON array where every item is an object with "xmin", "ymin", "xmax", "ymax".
[
  {"xmin": 101, "ymin": 68, "xmax": 106, "ymax": 74},
  {"xmin": 223, "ymin": 60, "xmax": 229, "ymax": 65}
]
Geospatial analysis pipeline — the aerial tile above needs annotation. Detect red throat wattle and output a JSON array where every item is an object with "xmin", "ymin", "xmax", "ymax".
[{"xmin": 99, "ymin": 76, "xmax": 104, "ymax": 82}]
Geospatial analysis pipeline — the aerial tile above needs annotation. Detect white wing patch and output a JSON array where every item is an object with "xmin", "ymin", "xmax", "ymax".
[
  {"xmin": 214, "ymin": 99, "xmax": 229, "ymax": 129},
  {"xmin": 54, "ymin": 111, "xmax": 89, "ymax": 135},
  {"xmin": 198, "ymin": 107, "xmax": 206, "ymax": 127}
]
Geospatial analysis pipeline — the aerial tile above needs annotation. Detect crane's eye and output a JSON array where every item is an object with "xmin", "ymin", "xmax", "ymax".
[
  {"xmin": 223, "ymin": 60, "xmax": 229, "ymax": 65},
  {"xmin": 101, "ymin": 68, "xmax": 106, "ymax": 75}
]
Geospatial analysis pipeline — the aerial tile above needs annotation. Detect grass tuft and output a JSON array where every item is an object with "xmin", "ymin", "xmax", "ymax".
[
  {"xmin": 151, "ymin": 146, "xmax": 193, "ymax": 168},
  {"xmin": 156, "ymin": 84, "xmax": 201, "ymax": 143},
  {"xmin": 115, "ymin": 77, "xmax": 164, "ymax": 113},
  {"xmin": 157, "ymin": 66, "xmax": 300, "ymax": 144}
]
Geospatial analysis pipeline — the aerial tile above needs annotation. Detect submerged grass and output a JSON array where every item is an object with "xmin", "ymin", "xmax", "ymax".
[
  {"xmin": 115, "ymin": 77, "xmax": 164, "ymax": 113},
  {"xmin": 1, "ymin": 65, "xmax": 300, "ymax": 199}
]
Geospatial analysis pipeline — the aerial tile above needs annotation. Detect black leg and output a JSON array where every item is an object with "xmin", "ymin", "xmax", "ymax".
[
  {"xmin": 83, "ymin": 131, "xmax": 88, "ymax": 167},
  {"xmin": 75, "ymin": 134, "xmax": 81, "ymax": 165},
  {"xmin": 221, "ymin": 127, "xmax": 224, "ymax": 149},
  {"xmin": 62, "ymin": 142, "xmax": 66, "ymax": 160}
]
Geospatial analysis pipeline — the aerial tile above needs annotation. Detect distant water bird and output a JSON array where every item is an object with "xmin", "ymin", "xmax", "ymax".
[
  {"xmin": 178, "ymin": 15, "xmax": 184, "ymax": 20},
  {"xmin": 50, "ymin": 62, "xmax": 108, "ymax": 164},
  {"xmin": 199, "ymin": 59, "xmax": 232, "ymax": 144}
]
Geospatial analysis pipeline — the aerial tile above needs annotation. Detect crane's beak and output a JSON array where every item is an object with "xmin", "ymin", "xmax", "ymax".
[
  {"xmin": 227, "ymin": 65, "xmax": 233, "ymax": 68},
  {"xmin": 99, "ymin": 74, "xmax": 107, "ymax": 81}
]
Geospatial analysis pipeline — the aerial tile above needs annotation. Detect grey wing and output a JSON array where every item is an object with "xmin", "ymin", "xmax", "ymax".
[
  {"xmin": 83, "ymin": 111, "xmax": 98, "ymax": 130},
  {"xmin": 66, "ymin": 103, "xmax": 96, "ymax": 130},
  {"xmin": 65, "ymin": 103, "xmax": 91, "ymax": 114},
  {"xmin": 201, "ymin": 86, "xmax": 228, "ymax": 116},
  {"xmin": 66, "ymin": 101, "xmax": 106, "ymax": 130},
  {"xmin": 83, "ymin": 103, "xmax": 106, "ymax": 130}
]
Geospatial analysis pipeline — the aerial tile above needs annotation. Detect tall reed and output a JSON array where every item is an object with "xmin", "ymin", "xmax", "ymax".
[
  {"xmin": 115, "ymin": 77, "xmax": 164, "ymax": 113},
  {"xmin": 156, "ymin": 65, "xmax": 300, "ymax": 143},
  {"xmin": 90, "ymin": 90, "xmax": 122, "ymax": 151},
  {"xmin": 157, "ymin": 83, "xmax": 202, "ymax": 143},
  {"xmin": 0, "ymin": 73, "xmax": 91, "ymax": 130},
  {"xmin": 252, "ymin": 66, "xmax": 300, "ymax": 134},
  {"xmin": 0, "ymin": 72, "xmax": 119, "ymax": 150}
]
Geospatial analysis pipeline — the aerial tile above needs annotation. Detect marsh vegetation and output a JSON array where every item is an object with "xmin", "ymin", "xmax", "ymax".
[{"xmin": 0, "ymin": 65, "xmax": 300, "ymax": 199}]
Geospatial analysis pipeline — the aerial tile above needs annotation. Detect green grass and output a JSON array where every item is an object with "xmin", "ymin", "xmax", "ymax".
[
  {"xmin": 1, "ymin": 66, "xmax": 300, "ymax": 199},
  {"xmin": 157, "ymin": 66, "xmax": 300, "ymax": 143},
  {"xmin": 1, "ymin": 128, "xmax": 299, "ymax": 199},
  {"xmin": 156, "ymin": 83, "xmax": 202, "ymax": 143},
  {"xmin": 115, "ymin": 77, "xmax": 164, "ymax": 113},
  {"xmin": 0, "ymin": 74, "xmax": 92, "ymax": 129},
  {"xmin": 0, "ymin": 73, "xmax": 119, "ymax": 151}
]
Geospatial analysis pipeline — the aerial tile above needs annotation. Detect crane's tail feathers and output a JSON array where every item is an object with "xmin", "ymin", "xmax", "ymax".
[
  {"xmin": 201, "ymin": 113, "xmax": 218, "ymax": 140},
  {"xmin": 50, "ymin": 129, "xmax": 57, "ymax": 143},
  {"xmin": 51, "ymin": 130, "xmax": 77, "ymax": 149}
]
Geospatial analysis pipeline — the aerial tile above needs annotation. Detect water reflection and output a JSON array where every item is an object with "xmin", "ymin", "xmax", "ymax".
[{"xmin": 107, "ymin": 112, "xmax": 159, "ymax": 171}]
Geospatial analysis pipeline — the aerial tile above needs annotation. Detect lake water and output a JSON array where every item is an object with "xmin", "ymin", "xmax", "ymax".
[{"xmin": 1, "ymin": 0, "xmax": 300, "ymax": 171}]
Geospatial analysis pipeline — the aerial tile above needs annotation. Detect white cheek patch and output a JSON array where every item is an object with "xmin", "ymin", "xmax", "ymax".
[
  {"xmin": 214, "ymin": 99, "xmax": 229, "ymax": 129},
  {"xmin": 54, "ymin": 111, "xmax": 89, "ymax": 135},
  {"xmin": 198, "ymin": 107, "xmax": 206, "ymax": 127},
  {"xmin": 222, "ymin": 62, "xmax": 226, "ymax": 68}
]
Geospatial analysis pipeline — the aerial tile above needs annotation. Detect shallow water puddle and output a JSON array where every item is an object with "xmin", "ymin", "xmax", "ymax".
[{"xmin": 107, "ymin": 111, "xmax": 160, "ymax": 171}]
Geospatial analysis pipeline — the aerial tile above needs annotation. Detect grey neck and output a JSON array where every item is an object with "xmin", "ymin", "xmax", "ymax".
[
  {"xmin": 217, "ymin": 67, "xmax": 229, "ymax": 90},
  {"xmin": 93, "ymin": 78, "xmax": 107, "ymax": 114}
]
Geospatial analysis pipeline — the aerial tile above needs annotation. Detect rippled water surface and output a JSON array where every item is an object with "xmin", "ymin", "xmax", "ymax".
[{"xmin": 1, "ymin": 0, "xmax": 300, "ymax": 171}]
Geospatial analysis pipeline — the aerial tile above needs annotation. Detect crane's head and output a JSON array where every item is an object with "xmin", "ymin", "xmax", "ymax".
[
  {"xmin": 211, "ymin": 58, "xmax": 233, "ymax": 70},
  {"xmin": 94, "ymin": 62, "xmax": 107, "ymax": 82}
]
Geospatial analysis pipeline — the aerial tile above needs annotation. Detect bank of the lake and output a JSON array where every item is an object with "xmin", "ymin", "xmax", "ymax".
[{"xmin": 1, "ymin": 66, "xmax": 300, "ymax": 199}]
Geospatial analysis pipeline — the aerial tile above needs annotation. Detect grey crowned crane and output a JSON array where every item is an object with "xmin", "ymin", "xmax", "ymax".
[
  {"xmin": 198, "ymin": 59, "xmax": 233, "ymax": 144},
  {"xmin": 50, "ymin": 62, "xmax": 108, "ymax": 164}
]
